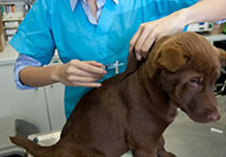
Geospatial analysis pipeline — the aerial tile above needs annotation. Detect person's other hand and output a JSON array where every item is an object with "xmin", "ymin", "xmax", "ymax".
[
  {"xmin": 129, "ymin": 9, "xmax": 187, "ymax": 61},
  {"xmin": 53, "ymin": 60, "xmax": 107, "ymax": 87}
]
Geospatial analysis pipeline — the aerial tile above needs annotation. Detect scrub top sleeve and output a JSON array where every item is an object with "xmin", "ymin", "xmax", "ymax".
[
  {"xmin": 14, "ymin": 54, "xmax": 42, "ymax": 90},
  {"xmin": 9, "ymin": 0, "xmax": 55, "ymax": 65}
]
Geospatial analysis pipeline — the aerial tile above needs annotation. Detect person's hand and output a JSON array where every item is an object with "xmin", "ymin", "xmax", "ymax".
[
  {"xmin": 53, "ymin": 60, "xmax": 107, "ymax": 87},
  {"xmin": 129, "ymin": 9, "xmax": 188, "ymax": 61}
]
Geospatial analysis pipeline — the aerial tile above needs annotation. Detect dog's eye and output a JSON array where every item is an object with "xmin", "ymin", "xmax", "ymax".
[{"xmin": 188, "ymin": 78, "xmax": 201, "ymax": 87}]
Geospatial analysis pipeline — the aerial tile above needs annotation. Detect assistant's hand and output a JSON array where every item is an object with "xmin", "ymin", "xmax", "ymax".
[
  {"xmin": 53, "ymin": 60, "xmax": 107, "ymax": 87},
  {"xmin": 129, "ymin": 9, "xmax": 188, "ymax": 61}
]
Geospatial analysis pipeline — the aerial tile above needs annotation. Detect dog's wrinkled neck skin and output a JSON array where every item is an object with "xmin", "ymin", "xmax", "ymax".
[
  {"xmin": 123, "ymin": 50, "xmax": 177, "ymax": 124},
  {"xmin": 137, "ymin": 63, "xmax": 178, "ymax": 124}
]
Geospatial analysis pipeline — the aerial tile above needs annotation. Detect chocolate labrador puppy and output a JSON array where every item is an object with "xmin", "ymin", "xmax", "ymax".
[{"xmin": 10, "ymin": 32, "xmax": 226, "ymax": 157}]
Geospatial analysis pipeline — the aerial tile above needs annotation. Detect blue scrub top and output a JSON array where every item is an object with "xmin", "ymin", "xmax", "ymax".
[{"xmin": 10, "ymin": 0, "xmax": 197, "ymax": 118}]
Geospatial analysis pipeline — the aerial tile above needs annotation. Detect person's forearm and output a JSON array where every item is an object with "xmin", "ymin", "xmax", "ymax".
[
  {"xmin": 183, "ymin": 0, "xmax": 226, "ymax": 25},
  {"xmin": 19, "ymin": 65, "xmax": 59, "ymax": 87},
  {"xmin": 19, "ymin": 60, "xmax": 106, "ymax": 88}
]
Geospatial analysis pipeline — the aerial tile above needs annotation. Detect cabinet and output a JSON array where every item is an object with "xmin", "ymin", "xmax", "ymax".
[
  {"xmin": 45, "ymin": 83, "xmax": 65, "ymax": 130},
  {"xmin": 0, "ymin": 56, "xmax": 66, "ymax": 133},
  {"xmin": 0, "ymin": 0, "xmax": 26, "ymax": 41},
  {"xmin": 44, "ymin": 58, "xmax": 66, "ymax": 131},
  {"xmin": 0, "ymin": 63, "xmax": 50, "ymax": 132},
  {"xmin": 2, "ymin": 13, "xmax": 24, "ymax": 41}
]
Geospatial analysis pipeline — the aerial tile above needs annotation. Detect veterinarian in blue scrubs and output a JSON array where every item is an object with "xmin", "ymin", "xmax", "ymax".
[{"xmin": 10, "ymin": 0, "xmax": 212, "ymax": 118}]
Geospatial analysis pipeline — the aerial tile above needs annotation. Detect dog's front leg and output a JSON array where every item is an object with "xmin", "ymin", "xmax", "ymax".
[
  {"xmin": 157, "ymin": 136, "xmax": 176, "ymax": 157},
  {"xmin": 132, "ymin": 150, "xmax": 157, "ymax": 157}
]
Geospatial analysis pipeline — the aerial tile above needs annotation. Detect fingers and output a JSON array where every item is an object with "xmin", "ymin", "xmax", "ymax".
[
  {"xmin": 135, "ymin": 27, "xmax": 156, "ymax": 60},
  {"xmin": 66, "ymin": 75, "xmax": 102, "ymax": 88},
  {"xmin": 129, "ymin": 28, "xmax": 141, "ymax": 53},
  {"xmin": 73, "ymin": 60, "xmax": 106, "ymax": 75},
  {"xmin": 129, "ymin": 23, "xmax": 156, "ymax": 61},
  {"xmin": 68, "ymin": 61, "xmax": 106, "ymax": 77},
  {"xmin": 85, "ymin": 61, "xmax": 103, "ymax": 67},
  {"xmin": 62, "ymin": 78, "xmax": 102, "ymax": 88},
  {"xmin": 141, "ymin": 33, "xmax": 156, "ymax": 59},
  {"xmin": 68, "ymin": 67, "xmax": 103, "ymax": 78},
  {"xmin": 58, "ymin": 60, "xmax": 107, "ymax": 88},
  {"xmin": 70, "ymin": 82, "xmax": 102, "ymax": 88}
]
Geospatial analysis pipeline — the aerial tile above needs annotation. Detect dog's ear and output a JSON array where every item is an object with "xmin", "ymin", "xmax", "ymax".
[
  {"xmin": 125, "ymin": 51, "xmax": 144, "ymax": 75},
  {"xmin": 217, "ymin": 48, "xmax": 226, "ymax": 66},
  {"xmin": 117, "ymin": 52, "xmax": 140, "ymax": 80},
  {"xmin": 156, "ymin": 45, "xmax": 189, "ymax": 72},
  {"xmin": 126, "ymin": 52, "xmax": 138, "ymax": 73}
]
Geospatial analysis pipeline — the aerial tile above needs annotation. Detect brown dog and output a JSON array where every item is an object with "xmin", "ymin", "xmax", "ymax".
[{"xmin": 10, "ymin": 32, "xmax": 226, "ymax": 157}]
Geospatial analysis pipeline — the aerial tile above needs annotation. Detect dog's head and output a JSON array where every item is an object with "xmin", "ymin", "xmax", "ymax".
[{"xmin": 146, "ymin": 32, "xmax": 226, "ymax": 123}]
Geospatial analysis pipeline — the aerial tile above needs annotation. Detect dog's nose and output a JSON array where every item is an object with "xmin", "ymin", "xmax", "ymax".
[{"xmin": 207, "ymin": 112, "xmax": 221, "ymax": 121}]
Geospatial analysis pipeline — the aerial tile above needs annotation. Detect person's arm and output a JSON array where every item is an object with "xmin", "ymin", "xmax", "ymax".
[
  {"xmin": 19, "ymin": 59, "xmax": 107, "ymax": 88},
  {"xmin": 19, "ymin": 60, "xmax": 106, "ymax": 87},
  {"xmin": 130, "ymin": 0, "xmax": 226, "ymax": 60},
  {"xmin": 14, "ymin": 54, "xmax": 42, "ymax": 89},
  {"xmin": 15, "ymin": 54, "xmax": 107, "ymax": 88},
  {"xmin": 185, "ymin": 0, "xmax": 226, "ymax": 24}
]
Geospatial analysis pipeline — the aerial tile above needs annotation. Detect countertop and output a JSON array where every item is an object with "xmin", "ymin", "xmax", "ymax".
[
  {"xmin": 0, "ymin": 43, "xmax": 19, "ymax": 66},
  {"xmin": 202, "ymin": 33, "xmax": 226, "ymax": 43},
  {"xmin": 0, "ymin": 43, "xmax": 59, "ymax": 66}
]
